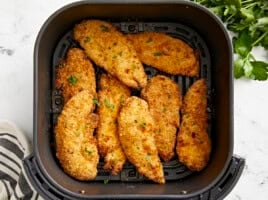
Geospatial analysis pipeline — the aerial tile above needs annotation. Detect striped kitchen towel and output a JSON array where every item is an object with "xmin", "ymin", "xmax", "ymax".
[{"xmin": 0, "ymin": 121, "xmax": 42, "ymax": 200}]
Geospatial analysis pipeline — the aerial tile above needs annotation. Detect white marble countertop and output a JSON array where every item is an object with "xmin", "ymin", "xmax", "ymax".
[{"xmin": 0, "ymin": 0, "xmax": 268, "ymax": 199}]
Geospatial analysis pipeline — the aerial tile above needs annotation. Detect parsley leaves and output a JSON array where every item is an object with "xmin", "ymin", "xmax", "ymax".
[
  {"xmin": 68, "ymin": 75, "xmax": 78, "ymax": 85},
  {"xmin": 104, "ymin": 179, "xmax": 109, "ymax": 184},
  {"xmin": 100, "ymin": 25, "xmax": 109, "ymax": 32},
  {"xmin": 84, "ymin": 148, "xmax": 93, "ymax": 155},
  {"xmin": 92, "ymin": 98, "xmax": 100, "ymax": 106},
  {"xmin": 193, "ymin": 0, "xmax": 268, "ymax": 80},
  {"xmin": 104, "ymin": 98, "xmax": 115, "ymax": 110}
]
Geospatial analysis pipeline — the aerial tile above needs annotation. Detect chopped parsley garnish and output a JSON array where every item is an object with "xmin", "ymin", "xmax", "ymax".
[
  {"xmin": 92, "ymin": 98, "xmax": 100, "ymax": 106},
  {"xmin": 153, "ymin": 52, "xmax": 162, "ymax": 56},
  {"xmin": 112, "ymin": 55, "xmax": 117, "ymax": 59},
  {"xmin": 140, "ymin": 122, "xmax": 146, "ymax": 128},
  {"xmin": 146, "ymin": 37, "xmax": 153, "ymax": 43},
  {"xmin": 118, "ymin": 51, "xmax": 123, "ymax": 56},
  {"xmin": 84, "ymin": 36, "xmax": 91, "ymax": 43},
  {"xmin": 104, "ymin": 179, "xmax": 109, "ymax": 184},
  {"xmin": 68, "ymin": 75, "xmax": 78, "ymax": 85},
  {"xmin": 162, "ymin": 107, "xmax": 167, "ymax": 113},
  {"xmin": 84, "ymin": 148, "xmax": 92, "ymax": 155},
  {"xmin": 104, "ymin": 98, "xmax": 114, "ymax": 110},
  {"xmin": 59, "ymin": 62, "xmax": 66, "ymax": 68},
  {"xmin": 100, "ymin": 25, "xmax": 109, "ymax": 32}
]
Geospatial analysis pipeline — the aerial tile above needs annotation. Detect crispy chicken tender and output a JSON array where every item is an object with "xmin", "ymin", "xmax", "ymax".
[
  {"xmin": 127, "ymin": 32, "xmax": 199, "ymax": 76},
  {"xmin": 55, "ymin": 90, "xmax": 99, "ymax": 180},
  {"xmin": 55, "ymin": 48, "xmax": 96, "ymax": 102},
  {"xmin": 74, "ymin": 20, "xmax": 147, "ymax": 88},
  {"xmin": 118, "ymin": 97, "xmax": 165, "ymax": 184},
  {"xmin": 176, "ymin": 79, "xmax": 211, "ymax": 171},
  {"xmin": 141, "ymin": 75, "xmax": 182, "ymax": 162},
  {"xmin": 97, "ymin": 74, "xmax": 131, "ymax": 175}
]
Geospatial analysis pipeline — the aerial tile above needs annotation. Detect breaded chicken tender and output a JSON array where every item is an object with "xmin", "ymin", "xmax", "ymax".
[
  {"xmin": 176, "ymin": 79, "xmax": 211, "ymax": 171},
  {"xmin": 55, "ymin": 48, "xmax": 96, "ymax": 102},
  {"xmin": 74, "ymin": 20, "xmax": 147, "ymax": 88},
  {"xmin": 118, "ymin": 97, "xmax": 165, "ymax": 184},
  {"xmin": 97, "ymin": 74, "xmax": 131, "ymax": 175},
  {"xmin": 55, "ymin": 90, "xmax": 99, "ymax": 180},
  {"xmin": 141, "ymin": 75, "xmax": 182, "ymax": 162},
  {"xmin": 127, "ymin": 32, "xmax": 199, "ymax": 76}
]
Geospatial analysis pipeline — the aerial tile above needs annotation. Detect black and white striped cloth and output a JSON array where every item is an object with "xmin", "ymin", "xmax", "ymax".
[{"xmin": 0, "ymin": 121, "xmax": 41, "ymax": 200}]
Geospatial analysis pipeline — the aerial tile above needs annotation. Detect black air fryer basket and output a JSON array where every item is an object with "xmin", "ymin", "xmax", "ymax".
[{"xmin": 24, "ymin": 1, "xmax": 245, "ymax": 199}]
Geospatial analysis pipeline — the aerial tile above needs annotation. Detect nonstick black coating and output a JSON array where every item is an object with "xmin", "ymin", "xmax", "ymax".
[{"xmin": 33, "ymin": 1, "xmax": 233, "ymax": 198}]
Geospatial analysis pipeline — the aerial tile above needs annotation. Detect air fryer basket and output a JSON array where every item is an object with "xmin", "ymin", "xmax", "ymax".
[
  {"xmin": 51, "ymin": 22, "xmax": 210, "ymax": 182},
  {"xmin": 24, "ymin": 1, "xmax": 245, "ymax": 199}
]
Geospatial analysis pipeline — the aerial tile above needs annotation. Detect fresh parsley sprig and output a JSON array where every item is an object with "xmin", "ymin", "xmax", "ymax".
[{"xmin": 193, "ymin": 0, "xmax": 268, "ymax": 80}]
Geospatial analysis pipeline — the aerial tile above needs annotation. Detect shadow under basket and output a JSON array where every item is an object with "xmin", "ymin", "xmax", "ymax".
[{"xmin": 24, "ymin": 1, "xmax": 245, "ymax": 199}]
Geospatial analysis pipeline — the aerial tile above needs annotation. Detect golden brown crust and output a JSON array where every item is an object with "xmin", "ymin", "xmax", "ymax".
[
  {"xmin": 127, "ymin": 32, "xmax": 199, "ymax": 76},
  {"xmin": 55, "ymin": 48, "xmax": 96, "ymax": 102},
  {"xmin": 176, "ymin": 79, "xmax": 211, "ymax": 171},
  {"xmin": 118, "ymin": 96, "xmax": 165, "ymax": 184},
  {"xmin": 97, "ymin": 74, "xmax": 131, "ymax": 175},
  {"xmin": 54, "ymin": 90, "xmax": 99, "ymax": 180},
  {"xmin": 74, "ymin": 20, "xmax": 147, "ymax": 88},
  {"xmin": 141, "ymin": 75, "xmax": 182, "ymax": 162}
]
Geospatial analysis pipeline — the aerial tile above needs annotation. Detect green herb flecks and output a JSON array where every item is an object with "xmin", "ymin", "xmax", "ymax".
[
  {"xmin": 112, "ymin": 55, "xmax": 117, "ymax": 59},
  {"xmin": 100, "ymin": 25, "xmax": 109, "ymax": 32},
  {"xmin": 92, "ymin": 98, "xmax": 100, "ymax": 106},
  {"xmin": 140, "ymin": 122, "xmax": 146, "ymax": 128},
  {"xmin": 59, "ymin": 62, "xmax": 66, "ymax": 68},
  {"xmin": 84, "ymin": 148, "xmax": 92, "ymax": 155},
  {"xmin": 153, "ymin": 52, "xmax": 162, "ymax": 56},
  {"xmin": 104, "ymin": 98, "xmax": 114, "ymax": 110},
  {"xmin": 192, "ymin": 0, "xmax": 268, "ymax": 80},
  {"xmin": 68, "ymin": 75, "xmax": 78, "ymax": 85},
  {"xmin": 104, "ymin": 179, "xmax": 109, "ymax": 184},
  {"xmin": 118, "ymin": 51, "xmax": 123, "ymax": 56},
  {"xmin": 162, "ymin": 107, "xmax": 167, "ymax": 113}
]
